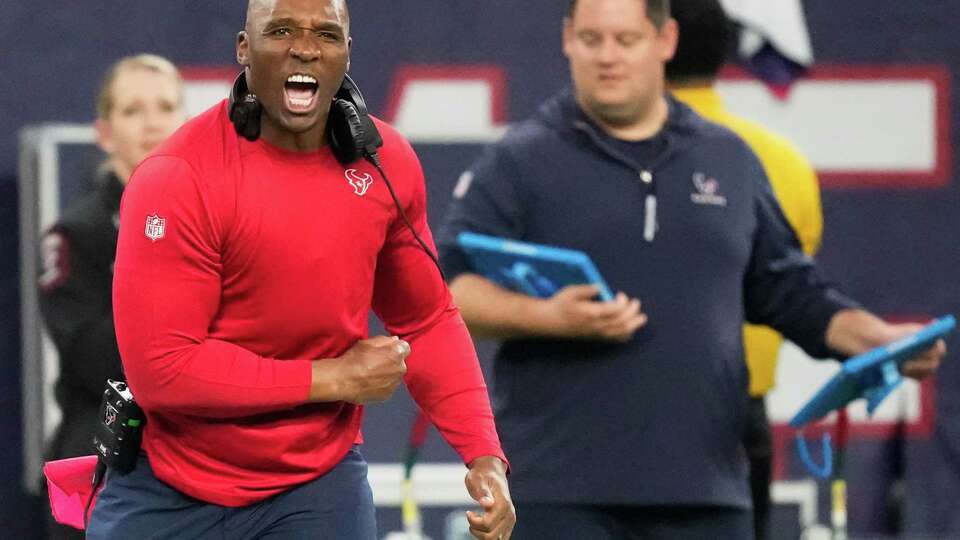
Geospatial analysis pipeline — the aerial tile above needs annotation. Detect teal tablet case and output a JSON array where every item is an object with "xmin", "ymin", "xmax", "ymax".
[
  {"xmin": 456, "ymin": 232, "xmax": 614, "ymax": 301},
  {"xmin": 789, "ymin": 315, "xmax": 955, "ymax": 429}
]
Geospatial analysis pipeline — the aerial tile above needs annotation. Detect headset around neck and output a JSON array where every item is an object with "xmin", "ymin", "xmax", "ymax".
[
  {"xmin": 226, "ymin": 70, "xmax": 443, "ymax": 276},
  {"xmin": 227, "ymin": 70, "xmax": 383, "ymax": 166}
]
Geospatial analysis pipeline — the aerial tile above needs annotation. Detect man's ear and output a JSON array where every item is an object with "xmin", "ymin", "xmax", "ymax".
[
  {"xmin": 94, "ymin": 118, "xmax": 114, "ymax": 154},
  {"xmin": 236, "ymin": 31, "xmax": 250, "ymax": 65},
  {"xmin": 658, "ymin": 18, "xmax": 679, "ymax": 62},
  {"xmin": 561, "ymin": 18, "xmax": 575, "ymax": 60},
  {"xmin": 346, "ymin": 36, "xmax": 352, "ymax": 71}
]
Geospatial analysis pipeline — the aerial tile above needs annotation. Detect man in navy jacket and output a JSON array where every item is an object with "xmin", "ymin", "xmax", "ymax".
[{"xmin": 436, "ymin": 0, "xmax": 945, "ymax": 537}]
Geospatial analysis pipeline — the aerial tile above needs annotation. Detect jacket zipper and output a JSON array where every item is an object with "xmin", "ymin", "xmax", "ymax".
[
  {"xmin": 637, "ymin": 169, "xmax": 657, "ymax": 241},
  {"xmin": 573, "ymin": 120, "xmax": 675, "ymax": 243}
]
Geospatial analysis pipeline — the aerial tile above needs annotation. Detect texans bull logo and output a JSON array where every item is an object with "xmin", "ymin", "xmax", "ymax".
[
  {"xmin": 693, "ymin": 172, "xmax": 719, "ymax": 195},
  {"xmin": 345, "ymin": 169, "xmax": 374, "ymax": 196}
]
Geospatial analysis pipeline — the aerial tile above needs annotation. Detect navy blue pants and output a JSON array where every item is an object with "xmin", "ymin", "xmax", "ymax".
[
  {"xmin": 87, "ymin": 447, "xmax": 376, "ymax": 540},
  {"xmin": 512, "ymin": 503, "xmax": 753, "ymax": 539}
]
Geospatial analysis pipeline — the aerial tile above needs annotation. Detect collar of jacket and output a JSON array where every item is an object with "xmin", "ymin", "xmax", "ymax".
[
  {"xmin": 537, "ymin": 87, "xmax": 699, "ymax": 174},
  {"xmin": 95, "ymin": 167, "xmax": 125, "ymax": 213}
]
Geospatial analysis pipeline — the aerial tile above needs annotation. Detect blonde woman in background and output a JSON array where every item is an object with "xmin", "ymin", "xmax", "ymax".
[{"xmin": 38, "ymin": 54, "xmax": 185, "ymax": 540}]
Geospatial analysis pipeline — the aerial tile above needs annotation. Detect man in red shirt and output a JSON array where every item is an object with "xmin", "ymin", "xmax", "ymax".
[{"xmin": 87, "ymin": 1, "xmax": 515, "ymax": 539}]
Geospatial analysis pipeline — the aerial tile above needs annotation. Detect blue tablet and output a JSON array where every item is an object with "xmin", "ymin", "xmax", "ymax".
[
  {"xmin": 789, "ymin": 315, "xmax": 955, "ymax": 429},
  {"xmin": 456, "ymin": 232, "xmax": 614, "ymax": 301}
]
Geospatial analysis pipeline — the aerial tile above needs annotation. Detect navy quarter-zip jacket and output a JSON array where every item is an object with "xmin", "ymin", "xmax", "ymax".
[{"xmin": 437, "ymin": 89, "xmax": 857, "ymax": 507}]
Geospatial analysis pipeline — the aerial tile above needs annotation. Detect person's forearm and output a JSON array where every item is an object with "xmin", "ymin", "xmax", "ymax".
[
  {"xmin": 449, "ymin": 273, "xmax": 556, "ymax": 339},
  {"xmin": 825, "ymin": 308, "xmax": 900, "ymax": 356},
  {"xmin": 402, "ymin": 307, "xmax": 507, "ymax": 466},
  {"xmin": 469, "ymin": 455, "xmax": 510, "ymax": 471},
  {"xmin": 307, "ymin": 360, "xmax": 342, "ymax": 402},
  {"xmin": 118, "ymin": 336, "xmax": 314, "ymax": 417}
]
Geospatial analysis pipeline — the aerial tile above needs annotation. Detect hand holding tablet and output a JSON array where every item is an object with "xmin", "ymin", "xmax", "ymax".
[
  {"xmin": 790, "ymin": 315, "xmax": 955, "ymax": 429},
  {"xmin": 456, "ymin": 232, "xmax": 614, "ymax": 301}
]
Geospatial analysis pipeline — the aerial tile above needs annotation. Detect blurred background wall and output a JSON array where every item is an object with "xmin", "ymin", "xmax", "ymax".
[{"xmin": 2, "ymin": 1, "xmax": 959, "ymax": 538}]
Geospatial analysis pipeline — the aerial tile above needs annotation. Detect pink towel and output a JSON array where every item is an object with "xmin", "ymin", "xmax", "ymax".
[{"xmin": 44, "ymin": 455, "xmax": 100, "ymax": 530}]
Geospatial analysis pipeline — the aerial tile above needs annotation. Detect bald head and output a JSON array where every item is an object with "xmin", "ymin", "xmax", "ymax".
[
  {"xmin": 236, "ymin": 0, "xmax": 352, "ymax": 151},
  {"xmin": 245, "ymin": 0, "xmax": 350, "ymax": 36}
]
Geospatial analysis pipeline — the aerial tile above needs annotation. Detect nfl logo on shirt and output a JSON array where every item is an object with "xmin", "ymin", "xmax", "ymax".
[{"xmin": 144, "ymin": 214, "xmax": 166, "ymax": 242}]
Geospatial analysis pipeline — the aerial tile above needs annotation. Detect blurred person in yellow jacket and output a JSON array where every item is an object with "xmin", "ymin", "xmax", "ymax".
[{"xmin": 667, "ymin": 1, "xmax": 822, "ymax": 539}]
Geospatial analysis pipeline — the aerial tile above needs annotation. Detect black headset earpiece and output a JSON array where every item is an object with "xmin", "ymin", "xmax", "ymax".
[
  {"xmin": 328, "ymin": 74, "xmax": 384, "ymax": 165},
  {"xmin": 228, "ymin": 71, "xmax": 262, "ymax": 141},
  {"xmin": 328, "ymin": 75, "xmax": 439, "ymax": 275}
]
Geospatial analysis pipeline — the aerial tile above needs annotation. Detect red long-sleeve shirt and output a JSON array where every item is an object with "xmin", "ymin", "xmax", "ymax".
[{"xmin": 112, "ymin": 101, "xmax": 505, "ymax": 506}]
